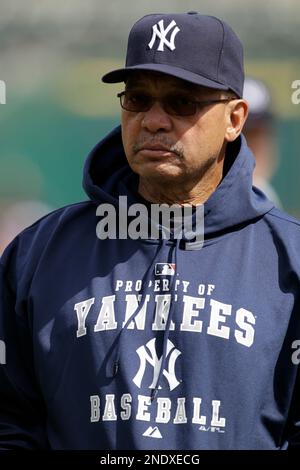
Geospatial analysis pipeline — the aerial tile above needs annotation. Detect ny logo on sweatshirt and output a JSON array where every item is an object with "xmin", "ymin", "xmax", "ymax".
[{"xmin": 133, "ymin": 338, "xmax": 181, "ymax": 391}]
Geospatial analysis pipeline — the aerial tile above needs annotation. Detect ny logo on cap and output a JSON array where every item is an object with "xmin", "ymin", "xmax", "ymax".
[{"xmin": 148, "ymin": 19, "xmax": 180, "ymax": 52}]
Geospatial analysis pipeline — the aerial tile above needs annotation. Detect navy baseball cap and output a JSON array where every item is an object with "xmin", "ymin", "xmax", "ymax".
[{"xmin": 102, "ymin": 12, "xmax": 245, "ymax": 98}]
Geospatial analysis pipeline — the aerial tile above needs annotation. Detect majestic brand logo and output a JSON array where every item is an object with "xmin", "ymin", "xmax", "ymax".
[
  {"xmin": 148, "ymin": 19, "xmax": 180, "ymax": 51},
  {"xmin": 133, "ymin": 338, "xmax": 181, "ymax": 391},
  {"xmin": 143, "ymin": 426, "xmax": 163, "ymax": 438}
]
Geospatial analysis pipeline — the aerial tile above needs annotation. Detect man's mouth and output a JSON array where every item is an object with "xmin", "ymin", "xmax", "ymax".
[
  {"xmin": 136, "ymin": 143, "xmax": 178, "ymax": 157},
  {"xmin": 138, "ymin": 149, "xmax": 177, "ymax": 159},
  {"xmin": 139, "ymin": 143, "xmax": 171, "ymax": 151},
  {"xmin": 132, "ymin": 140, "xmax": 184, "ymax": 159}
]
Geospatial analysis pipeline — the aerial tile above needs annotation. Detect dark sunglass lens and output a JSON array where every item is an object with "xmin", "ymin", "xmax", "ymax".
[
  {"xmin": 123, "ymin": 92, "xmax": 152, "ymax": 111},
  {"xmin": 166, "ymin": 96, "xmax": 197, "ymax": 116}
]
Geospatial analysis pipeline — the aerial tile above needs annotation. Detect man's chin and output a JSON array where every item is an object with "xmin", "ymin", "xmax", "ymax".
[
  {"xmin": 138, "ymin": 168, "xmax": 183, "ymax": 183},
  {"xmin": 132, "ymin": 160, "xmax": 184, "ymax": 180}
]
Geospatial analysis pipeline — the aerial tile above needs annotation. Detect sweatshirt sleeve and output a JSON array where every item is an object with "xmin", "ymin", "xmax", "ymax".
[{"xmin": 0, "ymin": 237, "xmax": 49, "ymax": 449}]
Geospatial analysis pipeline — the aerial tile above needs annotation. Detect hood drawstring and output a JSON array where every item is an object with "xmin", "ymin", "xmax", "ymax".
[
  {"xmin": 112, "ymin": 237, "xmax": 180, "ymax": 405},
  {"xmin": 150, "ymin": 237, "xmax": 180, "ymax": 402},
  {"xmin": 111, "ymin": 239, "xmax": 167, "ymax": 378},
  {"xmin": 112, "ymin": 209, "xmax": 201, "ymax": 401}
]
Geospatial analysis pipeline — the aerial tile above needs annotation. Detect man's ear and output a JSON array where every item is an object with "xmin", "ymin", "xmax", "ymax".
[{"xmin": 225, "ymin": 100, "xmax": 249, "ymax": 142}]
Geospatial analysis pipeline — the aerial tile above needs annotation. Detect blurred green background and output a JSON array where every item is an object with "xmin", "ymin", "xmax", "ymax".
[{"xmin": 0, "ymin": 0, "xmax": 299, "ymax": 251}]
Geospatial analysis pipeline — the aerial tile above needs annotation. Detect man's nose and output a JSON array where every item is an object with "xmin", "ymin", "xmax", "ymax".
[{"xmin": 141, "ymin": 100, "xmax": 173, "ymax": 133}]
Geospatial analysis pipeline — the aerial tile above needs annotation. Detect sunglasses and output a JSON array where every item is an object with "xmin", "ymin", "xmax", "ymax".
[{"xmin": 117, "ymin": 90, "xmax": 234, "ymax": 116}]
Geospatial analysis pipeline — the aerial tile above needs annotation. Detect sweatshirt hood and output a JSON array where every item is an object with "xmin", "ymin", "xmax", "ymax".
[{"xmin": 83, "ymin": 125, "xmax": 274, "ymax": 240}]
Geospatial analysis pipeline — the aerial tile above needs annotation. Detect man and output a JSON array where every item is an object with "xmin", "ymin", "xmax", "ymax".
[
  {"xmin": 243, "ymin": 77, "xmax": 282, "ymax": 207},
  {"xmin": 0, "ymin": 12, "xmax": 300, "ymax": 450}
]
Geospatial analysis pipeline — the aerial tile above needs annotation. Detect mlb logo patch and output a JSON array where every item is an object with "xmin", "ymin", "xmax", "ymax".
[{"xmin": 155, "ymin": 263, "xmax": 176, "ymax": 276}]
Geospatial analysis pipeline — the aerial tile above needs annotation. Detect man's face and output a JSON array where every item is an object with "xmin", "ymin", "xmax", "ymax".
[{"xmin": 121, "ymin": 71, "xmax": 232, "ymax": 185}]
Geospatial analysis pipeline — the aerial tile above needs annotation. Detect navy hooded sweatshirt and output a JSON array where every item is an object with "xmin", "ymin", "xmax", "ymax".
[{"xmin": 1, "ymin": 126, "xmax": 300, "ymax": 450}]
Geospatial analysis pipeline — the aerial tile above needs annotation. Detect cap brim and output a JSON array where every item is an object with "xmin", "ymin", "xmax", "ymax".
[{"xmin": 101, "ymin": 63, "xmax": 229, "ymax": 92}]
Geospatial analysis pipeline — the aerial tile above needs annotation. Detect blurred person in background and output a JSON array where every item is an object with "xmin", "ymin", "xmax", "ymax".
[
  {"xmin": 243, "ymin": 77, "xmax": 282, "ymax": 207},
  {"xmin": 0, "ymin": 200, "xmax": 53, "ymax": 256}
]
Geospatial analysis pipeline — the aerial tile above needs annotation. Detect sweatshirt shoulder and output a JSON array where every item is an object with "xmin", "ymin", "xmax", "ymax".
[
  {"xmin": 0, "ymin": 200, "xmax": 96, "ymax": 276},
  {"xmin": 7, "ymin": 200, "xmax": 95, "ymax": 242},
  {"xmin": 263, "ymin": 207, "xmax": 300, "ymax": 258},
  {"xmin": 265, "ymin": 207, "xmax": 300, "ymax": 231}
]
